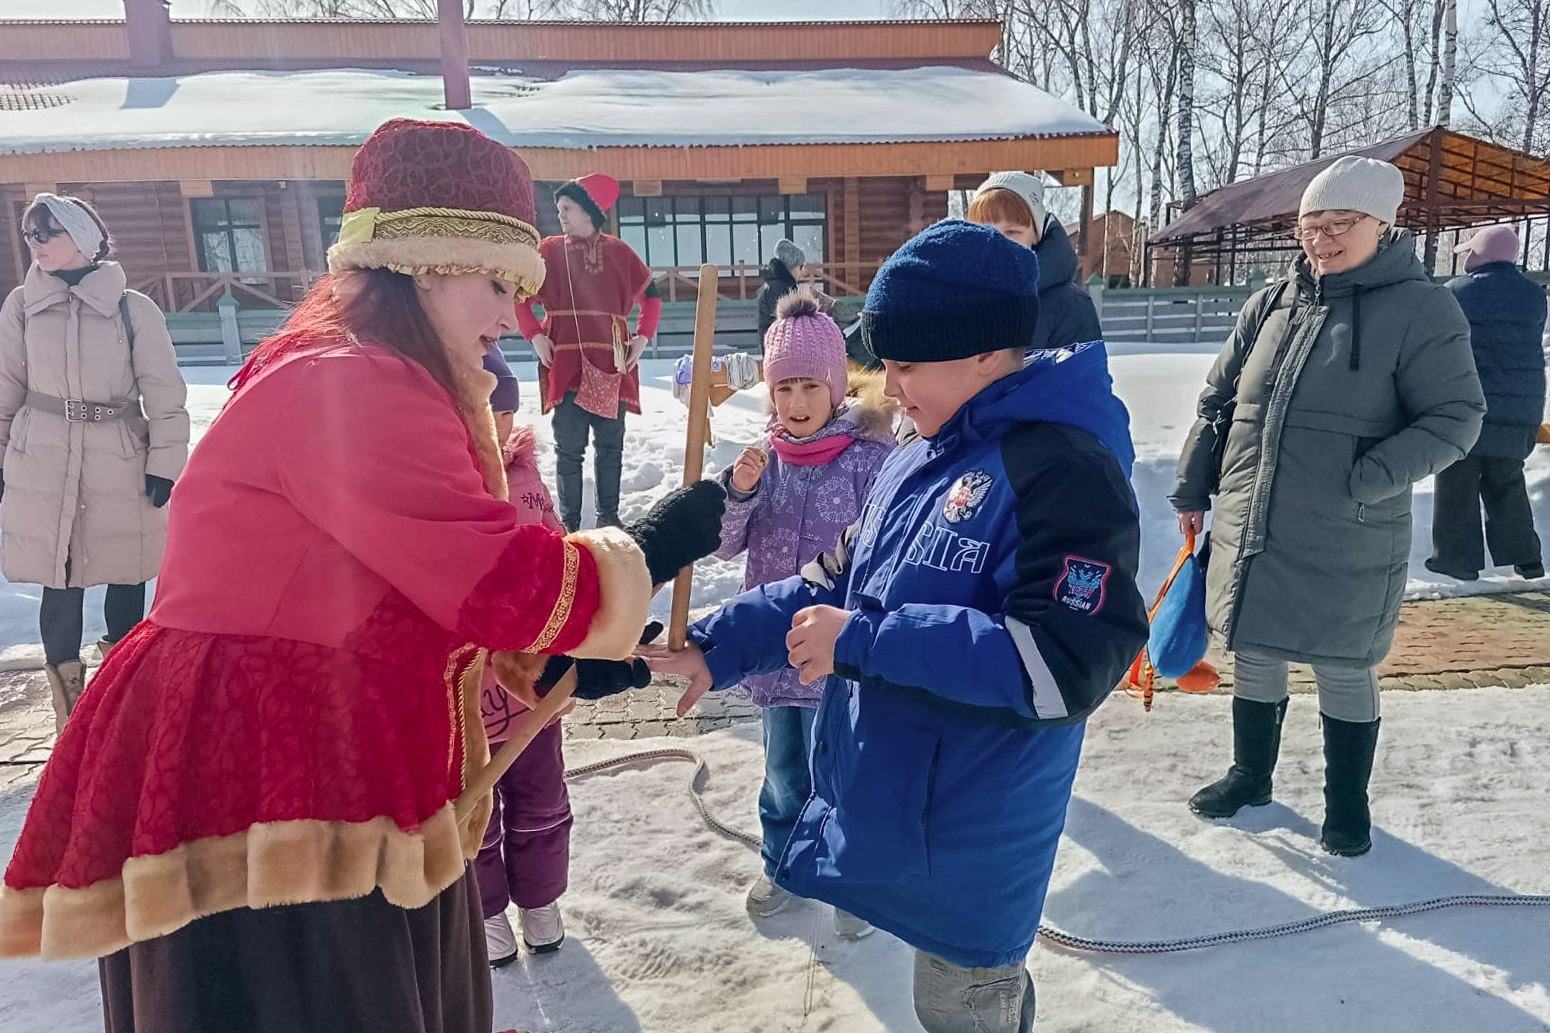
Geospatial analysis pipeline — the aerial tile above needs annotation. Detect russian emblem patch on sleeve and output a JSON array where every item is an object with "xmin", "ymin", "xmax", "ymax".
[
  {"xmin": 942, "ymin": 470, "xmax": 994, "ymax": 524},
  {"xmin": 1055, "ymin": 556, "xmax": 1111, "ymax": 614}
]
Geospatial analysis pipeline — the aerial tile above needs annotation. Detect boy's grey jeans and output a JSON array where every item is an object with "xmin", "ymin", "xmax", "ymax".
[{"xmin": 913, "ymin": 951, "xmax": 1035, "ymax": 1033}]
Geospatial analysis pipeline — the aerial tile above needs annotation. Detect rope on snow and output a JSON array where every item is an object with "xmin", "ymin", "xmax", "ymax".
[{"xmin": 565, "ymin": 747, "xmax": 1550, "ymax": 956}]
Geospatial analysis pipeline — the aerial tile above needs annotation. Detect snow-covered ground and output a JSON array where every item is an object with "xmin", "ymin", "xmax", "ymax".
[
  {"xmin": 1, "ymin": 349, "xmax": 1545, "ymax": 671},
  {"xmin": 1, "ymin": 349, "xmax": 1547, "ymax": 1028},
  {"xmin": 3, "ymin": 686, "xmax": 1547, "ymax": 1031}
]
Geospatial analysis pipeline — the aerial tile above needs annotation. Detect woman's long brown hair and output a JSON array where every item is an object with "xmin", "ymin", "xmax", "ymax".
[{"xmin": 232, "ymin": 268, "xmax": 461, "ymax": 409}]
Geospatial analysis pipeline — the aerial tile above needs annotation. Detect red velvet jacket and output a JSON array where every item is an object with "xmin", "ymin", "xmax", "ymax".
[{"xmin": 0, "ymin": 340, "xmax": 650, "ymax": 960}]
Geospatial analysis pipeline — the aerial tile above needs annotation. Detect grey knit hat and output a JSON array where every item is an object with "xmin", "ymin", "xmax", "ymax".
[
  {"xmin": 774, "ymin": 239, "xmax": 806, "ymax": 270},
  {"xmin": 1299, "ymin": 156, "xmax": 1406, "ymax": 225},
  {"xmin": 975, "ymin": 171, "xmax": 1049, "ymax": 232}
]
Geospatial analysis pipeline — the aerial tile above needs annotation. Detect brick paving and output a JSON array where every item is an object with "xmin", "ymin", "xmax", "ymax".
[
  {"xmin": 2, "ymin": 590, "xmax": 1548, "ymax": 770},
  {"xmin": 1199, "ymin": 590, "xmax": 1550, "ymax": 695}
]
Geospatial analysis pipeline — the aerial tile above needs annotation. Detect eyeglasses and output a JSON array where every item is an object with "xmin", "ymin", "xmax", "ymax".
[
  {"xmin": 1292, "ymin": 215, "xmax": 1369, "ymax": 241},
  {"xmin": 22, "ymin": 226, "xmax": 66, "ymax": 246}
]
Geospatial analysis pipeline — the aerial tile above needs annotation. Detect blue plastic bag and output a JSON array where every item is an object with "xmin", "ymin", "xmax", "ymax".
[{"xmin": 1147, "ymin": 537, "xmax": 1209, "ymax": 679}]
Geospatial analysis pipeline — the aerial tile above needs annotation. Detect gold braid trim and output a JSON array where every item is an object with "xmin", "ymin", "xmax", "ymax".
[
  {"xmin": 522, "ymin": 540, "xmax": 580, "ymax": 653},
  {"xmin": 442, "ymin": 643, "xmax": 481, "ymax": 782},
  {"xmin": 373, "ymin": 207, "xmax": 540, "ymax": 250}
]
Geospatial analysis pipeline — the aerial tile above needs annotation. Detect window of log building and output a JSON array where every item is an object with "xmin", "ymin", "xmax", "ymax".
[
  {"xmin": 316, "ymin": 193, "xmax": 346, "ymax": 254},
  {"xmin": 191, "ymin": 197, "xmax": 268, "ymax": 275},
  {"xmin": 617, "ymin": 193, "xmax": 826, "ymax": 274}
]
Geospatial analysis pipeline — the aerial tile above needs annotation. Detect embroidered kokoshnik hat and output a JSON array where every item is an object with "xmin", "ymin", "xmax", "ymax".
[{"xmin": 327, "ymin": 118, "xmax": 546, "ymax": 298}]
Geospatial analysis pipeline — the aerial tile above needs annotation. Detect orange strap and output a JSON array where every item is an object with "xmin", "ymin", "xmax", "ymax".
[{"xmin": 1124, "ymin": 530, "xmax": 1197, "ymax": 712}]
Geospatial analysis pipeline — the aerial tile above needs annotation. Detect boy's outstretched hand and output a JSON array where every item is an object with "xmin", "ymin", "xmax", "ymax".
[
  {"xmin": 787, "ymin": 606, "xmax": 852, "ymax": 685},
  {"xmin": 637, "ymin": 641, "xmax": 714, "ymax": 717}
]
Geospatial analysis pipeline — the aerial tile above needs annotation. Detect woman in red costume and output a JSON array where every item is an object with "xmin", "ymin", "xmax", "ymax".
[{"xmin": 0, "ymin": 119, "xmax": 724, "ymax": 1033}]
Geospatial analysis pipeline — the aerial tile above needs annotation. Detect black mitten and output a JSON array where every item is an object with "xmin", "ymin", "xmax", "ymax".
[
  {"xmin": 145, "ymin": 475, "xmax": 174, "ymax": 508},
  {"xmin": 626, "ymin": 480, "xmax": 727, "ymax": 585},
  {"xmin": 538, "ymin": 655, "xmax": 652, "ymax": 701},
  {"xmin": 537, "ymin": 622, "xmax": 663, "ymax": 702}
]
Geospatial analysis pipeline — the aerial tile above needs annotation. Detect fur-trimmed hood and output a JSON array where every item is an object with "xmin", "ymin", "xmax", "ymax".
[{"xmin": 502, "ymin": 422, "xmax": 539, "ymax": 464}]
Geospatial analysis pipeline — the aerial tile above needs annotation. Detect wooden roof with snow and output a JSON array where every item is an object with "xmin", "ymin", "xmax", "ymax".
[{"xmin": 0, "ymin": 17, "xmax": 1117, "ymax": 185}]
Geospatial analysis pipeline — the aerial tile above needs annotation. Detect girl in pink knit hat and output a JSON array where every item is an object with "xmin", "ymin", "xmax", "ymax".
[{"xmin": 712, "ymin": 288, "xmax": 897, "ymax": 936}]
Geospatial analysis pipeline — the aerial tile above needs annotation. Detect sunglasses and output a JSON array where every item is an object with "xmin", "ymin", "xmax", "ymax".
[{"xmin": 23, "ymin": 226, "xmax": 67, "ymax": 246}]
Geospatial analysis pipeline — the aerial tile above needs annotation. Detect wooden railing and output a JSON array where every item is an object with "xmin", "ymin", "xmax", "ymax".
[
  {"xmin": 129, "ymin": 261, "xmax": 885, "ymax": 313},
  {"xmin": 130, "ymin": 271, "xmax": 322, "ymax": 313}
]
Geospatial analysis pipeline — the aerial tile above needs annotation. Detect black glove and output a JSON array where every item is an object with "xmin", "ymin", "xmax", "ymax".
[
  {"xmin": 538, "ymin": 655, "xmax": 651, "ymax": 701},
  {"xmin": 627, "ymin": 480, "xmax": 727, "ymax": 586},
  {"xmin": 538, "ymin": 621, "xmax": 663, "ymax": 702},
  {"xmin": 145, "ymin": 475, "xmax": 174, "ymax": 508}
]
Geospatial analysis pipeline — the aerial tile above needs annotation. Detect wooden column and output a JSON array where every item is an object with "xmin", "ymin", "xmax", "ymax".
[
  {"xmin": 843, "ymin": 177, "xmax": 861, "ymax": 278},
  {"xmin": 437, "ymin": 0, "xmax": 472, "ymax": 111}
]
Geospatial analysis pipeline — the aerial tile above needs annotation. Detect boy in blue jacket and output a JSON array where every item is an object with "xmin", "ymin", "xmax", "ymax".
[{"xmin": 642, "ymin": 221, "xmax": 1147, "ymax": 1033}]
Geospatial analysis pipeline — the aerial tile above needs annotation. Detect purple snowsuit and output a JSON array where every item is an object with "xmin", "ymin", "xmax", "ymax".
[{"xmin": 715, "ymin": 396, "xmax": 896, "ymax": 707}]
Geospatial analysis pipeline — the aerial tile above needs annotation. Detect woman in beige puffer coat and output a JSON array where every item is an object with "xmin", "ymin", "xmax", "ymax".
[{"xmin": 0, "ymin": 195, "xmax": 189, "ymax": 728}]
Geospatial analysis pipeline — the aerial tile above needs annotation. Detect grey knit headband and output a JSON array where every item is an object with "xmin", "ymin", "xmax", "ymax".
[{"xmin": 34, "ymin": 194, "xmax": 104, "ymax": 259}]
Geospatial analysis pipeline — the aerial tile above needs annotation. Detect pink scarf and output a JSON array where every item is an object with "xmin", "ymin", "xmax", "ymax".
[{"xmin": 768, "ymin": 427, "xmax": 855, "ymax": 466}]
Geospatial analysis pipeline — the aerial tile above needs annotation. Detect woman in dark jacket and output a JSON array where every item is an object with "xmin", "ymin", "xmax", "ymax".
[
  {"xmin": 1172, "ymin": 157, "xmax": 1484, "ymax": 857},
  {"xmin": 756, "ymin": 239, "xmax": 806, "ymax": 337},
  {"xmin": 1427, "ymin": 224, "xmax": 1547, "ymax": 582},
  {"xmin": 969, "ymin": 171, "xmax": 1103, "ymax": 351}
]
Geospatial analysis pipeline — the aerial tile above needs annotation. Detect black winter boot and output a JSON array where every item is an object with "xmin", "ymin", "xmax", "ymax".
[
  {"xmin": 1189, "ymin": 696, "xmax": 1288, "ymax": 818},
  {"xmin": 1320, "ymin": 714, "xmax": 1380, "ymax": 856}
]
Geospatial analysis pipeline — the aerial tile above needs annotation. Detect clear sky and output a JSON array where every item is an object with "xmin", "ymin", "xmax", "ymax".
[{"xmin": 0, "ymin": 0, "xmax": 892, "ymax": 18}]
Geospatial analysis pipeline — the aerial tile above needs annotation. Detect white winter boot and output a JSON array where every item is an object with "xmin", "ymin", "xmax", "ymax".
[
  {"xmin": 745, "ymin": 873, "xmax": 796, "ymax": 918},
  {"xmin": 520, "ymin": 902, "xmax": 566, "ymax": 954},
  {"xmin": 483, "ymin": 911, "xmax": 519, "ymax": 969}
]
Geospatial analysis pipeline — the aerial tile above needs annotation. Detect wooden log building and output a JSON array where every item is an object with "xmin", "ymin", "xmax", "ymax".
[{"xmin": 0, "ymin": 8, "xmax": 1118, "ymax": 357}]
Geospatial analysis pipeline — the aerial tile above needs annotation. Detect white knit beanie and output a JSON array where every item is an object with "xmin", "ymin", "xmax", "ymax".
[
  {"xmin": 1299, "ymin": 156, "xmax": 1405, "ymax": 225},
  {"xmin": 976, "ymin": 171, "xmax": 1049, "ymax": 232}
]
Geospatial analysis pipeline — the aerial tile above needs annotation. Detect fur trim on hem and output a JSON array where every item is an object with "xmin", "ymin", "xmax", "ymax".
[
  {"xmin": 0, "ymin": 805, "xmax": 467, "ymax": 960},
  {"xmin": 329, "ymin": 236, "xmax": 546, "ymax": 300},
  {"xmin": 566, "ymin": 527, "xmax": 652, "ymax": 660}
]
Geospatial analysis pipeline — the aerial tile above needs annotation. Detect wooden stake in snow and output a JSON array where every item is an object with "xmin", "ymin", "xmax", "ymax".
[{"xmin": 668, "ymin": 265, "xmax": 719, "ymax": 651}]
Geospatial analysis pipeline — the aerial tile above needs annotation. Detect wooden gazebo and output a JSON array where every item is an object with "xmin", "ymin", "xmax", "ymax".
[{"xmin": 1147, "ymin": 127, "xmax": 1550, "ymax": 285}]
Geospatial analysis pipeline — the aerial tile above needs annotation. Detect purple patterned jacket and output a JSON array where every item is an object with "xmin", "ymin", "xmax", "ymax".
[{"xmin": 715, "ymin": 394, "xmax": 895, "ymax": 707}]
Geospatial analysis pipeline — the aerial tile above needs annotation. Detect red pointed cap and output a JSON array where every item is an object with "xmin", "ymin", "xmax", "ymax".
[{"xmin": 576, "ymin": 173, "xmax": 620, "ymax": 213}]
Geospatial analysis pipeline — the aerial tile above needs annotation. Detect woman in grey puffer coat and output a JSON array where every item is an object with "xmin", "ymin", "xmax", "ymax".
[{"xmin": 1171, "ymin": 157, "xmax": 1484, "ymax": 857}]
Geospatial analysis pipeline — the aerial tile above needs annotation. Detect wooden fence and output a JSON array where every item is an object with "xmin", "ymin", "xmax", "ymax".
[
  {"xmin": 150, "ymin": 269, "xmax": 1282, "ymax": 366},
  {"xmin": 1090, "ymin": 282, "xmax": 1255, "ymax": 347}
]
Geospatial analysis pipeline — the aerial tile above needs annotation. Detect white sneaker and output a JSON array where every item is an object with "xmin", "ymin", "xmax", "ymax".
[
  {"xmin": 484, "ymin": 912, "xmax": 519, "ymax": 968},
  {"xmin": 833, "ymin": 909, "xmax": 874, "ymax": 940},
  {"xmin": 520, "ymin": 902, "xmax": 566, "ymax": 954},
  {"xmin": 745, "ymin": 873, "xmax": 796, "ymax": 918}
]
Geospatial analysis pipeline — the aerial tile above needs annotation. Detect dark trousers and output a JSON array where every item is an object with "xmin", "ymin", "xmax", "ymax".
[
  {"xmin": 551, "ymin": 392, "xmax": 627, "ymax": 531},
  {"xmin": 40, "ymin": 559, "xmax": 146, "ymax": 666},
  {"xmin": 1430, "ymin": 455, "xmax": 1543, "ymax": 574}
]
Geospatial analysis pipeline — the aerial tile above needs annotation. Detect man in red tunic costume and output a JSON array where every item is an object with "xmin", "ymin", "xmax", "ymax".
[{"xmin": 515, "ymin": 173, "xmax": 662, "ymax": 531}]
